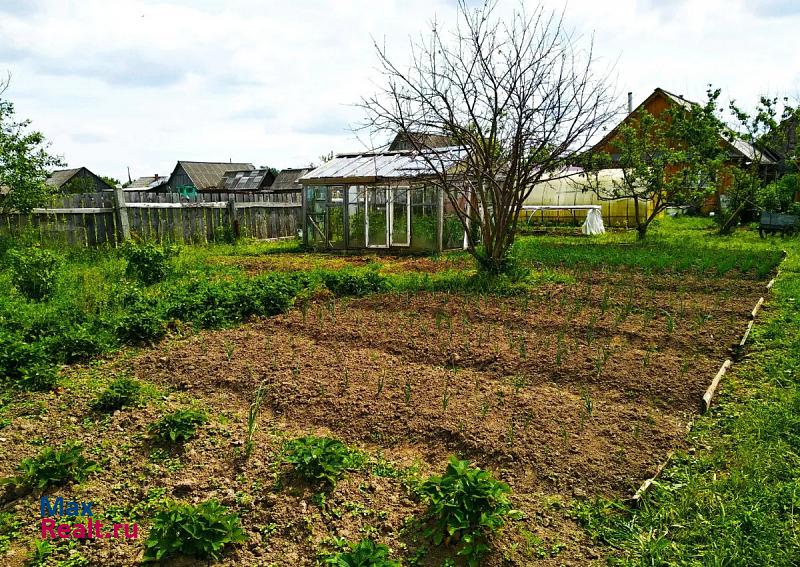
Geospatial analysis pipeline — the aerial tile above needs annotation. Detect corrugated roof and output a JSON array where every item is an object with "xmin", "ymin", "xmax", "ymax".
[
  {"xmin": 272, "ymin": 168, "xmax": 311, "ymax": 192},
  {"xmin": 300, "ymin": 148, "xmax": 463, "ymax": 184},
  {"xmin": 177, "ymin": 161, "xmax": 254, "ymax": 190},
  {"xmin": 219, "ymin": 169, "xmax": 274, "ymax": 191},
  {"xmin": 46, "ymin": 168, "xmax": 81, "ymax": 187},
  {"xmin": 128, "ymin": 175, "xmax": 165, "ymax": 189}
]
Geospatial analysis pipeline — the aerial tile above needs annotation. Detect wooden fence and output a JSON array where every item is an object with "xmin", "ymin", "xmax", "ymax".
[{"xmin": 0, "ymin": 190, "xmax": 302, "ymax": 246}]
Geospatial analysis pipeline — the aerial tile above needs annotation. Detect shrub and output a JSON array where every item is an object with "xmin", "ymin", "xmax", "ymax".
[
  {"xmin": 0, "ymin": 331, "xmax": 58, "ymax": 391},
  {"xmin": 19, "ymin": 362, "xmax": 60, "ymax": 391},
  {"xmin": 418, "ymin": 456, "xmax": 521, "ymax": 566},
  {"xmin": 46, "ymin": 324, "xmax": 114, "ymax": 363},
  {"xmin": 91, "ymin": 377, "xmax": 142, "ymax": 412},
  {"xmin": 321, "ymin": 268, "xmax": 388, "ymax": 297},
  {"xmin": 323, "ymin": 539, "xmax": 400, "ymax": 567},
  {"xmin": 3, "ymin": 442, "xmax": 98, "ymax": 489},
  {"xmin": 165, "ymin": 273, "xmax": 304, "ymax": 329},
  {"xmin": 149, "ymin": 409, "xmax": 207, "ymax": 443},
  {"xmin": 143, "ymin": 499, "xmax": 246, "ymax": 562},
  {"xmin": 7, "ymin": 246, "xmax": 61, "ymax": 301},
  {"xmin": 115, "ymin": 301, "xmax": 166, "ymax": 345},
  {"xmin": 122, "ymin": 242, "xmax": 176, "ymax": 285},
  {"xmin": 283, "ymin": 435, "xmax": 364, "ymax": 487}
]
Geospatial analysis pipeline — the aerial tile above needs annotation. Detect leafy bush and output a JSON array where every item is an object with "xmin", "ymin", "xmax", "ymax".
[
  {"xmin": 321, "ymin": 268, "xmax": 388, "ymax": 297},
  {"xmin": 7, "ymin": 246, "xmax": 61, "ymax": 301},
  {"xmin": 758, "ymin": 173, "xmax": 800, "ymax": 213},
  {"xmin": 3, "ymin": 442, "xmax": 98, "ymax": 489},
  {"xmin": 164, "ymin": 272, "xmax": 305, "ymax": 329},
  {"xmin": 122, "ymin": 242, "xmax": 176, "ymax": 285},
  {"xmin": 323, "ymin": 539, "xmax": 400, "ymax": 567},
  {"xmin": 91, "ymin": 377, "xmax": 142, "ymax": 412},
  {"xmin": 283, "ymin": 435, "xmax": 364, "ymax": 487},
  {"xmin": 149, "ymin": 409, "xmax": 207, "ymax": 443},
  {"xmin": 0, "ymin": 331, "xmax": 59, "ymax": 390},
  {"xmin": 114, "ymin": 300, "xmax": 166, "ymax": 345},
  {"xmin": 45, "ymin": 323, "xmax": 114, "ymax": 363},
  {"xmin": 143, "ymin": 499, "xmax": 246, "ymax": 562},
  {"xmin": 19, "ymin": 362, "xmax": 60, "ymax": 391},
  {"xmin": 418, "ymin": 456, "xmax": 521, "ymax": 566}
]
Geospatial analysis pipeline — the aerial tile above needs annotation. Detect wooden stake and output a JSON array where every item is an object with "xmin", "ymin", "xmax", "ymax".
[
  {"xmin": 766, "ymin": 279, "xmax": 775, "ymax": 290},
  {"xmin": 702, "ymin": 359, "xmax": 732, "ymax": 412},
  {"xmin": 751, "ymin": 297, "xmax": 764, "ymax": 319}
]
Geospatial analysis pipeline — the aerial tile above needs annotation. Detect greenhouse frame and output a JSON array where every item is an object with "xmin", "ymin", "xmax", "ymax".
[{"xmin": 298, "ymin": 149, "xmax": 466, "ymax": 253}]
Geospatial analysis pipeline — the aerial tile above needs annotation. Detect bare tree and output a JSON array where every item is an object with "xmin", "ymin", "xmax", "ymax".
[{"xmin": 360, "ymin": 0, "xmax": 616, "ymax": 274}]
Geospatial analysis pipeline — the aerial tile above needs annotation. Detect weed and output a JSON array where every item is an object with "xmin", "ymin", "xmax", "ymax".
[
  {"xmin": 283, "ymin": 436, "xmax": 364, "ymax": 487},
  {"xmin": 8, "ymin": 246, "xmax": 61, "ymax": 301},
  {"xmin": 0, "ymin": 511, "xmax": 20, "ymax": 554},
  {"xmin": 245, "ymin": 381, "xmax": 269, "ymax": 458},
  {"xmin": 322, "ymin": 538, "xmax": 400, "ymax": 566},
  {"xmin": 122, "ymin": 241, "xmax": 176, "ymax": 285},
  {"xmin": 149, "ymin": 409, "xmax": 207, "ymax": 444},
  {"xmin": 418, "ymin": 456, "xmax": 522, "ymax": 566},
  {"xmin": 143, "ymin": 499, "xmax": 246, "ymax": 562},
  {"xmin": 91, "ymin": 377, "xmax": 142, "ymax": 412},
  {"xmin": 3, "ymin": 442, "xmax": 98, "ymax": 489}
]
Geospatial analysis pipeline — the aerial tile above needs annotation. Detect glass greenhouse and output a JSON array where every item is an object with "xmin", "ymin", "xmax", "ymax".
[{"xmin": 298, "ymin": 150, "xmax": 466, "ymax": 252}]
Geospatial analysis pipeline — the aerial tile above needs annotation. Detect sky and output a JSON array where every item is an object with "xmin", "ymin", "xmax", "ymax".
[{"xmin": 0, "ymin": 0, "xmax": 798, "ymax": 183}]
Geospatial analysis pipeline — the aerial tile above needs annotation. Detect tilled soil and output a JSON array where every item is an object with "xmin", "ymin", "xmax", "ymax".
[{"xmin": 0, "ymin": 269, "xmax": 767, "ymax": 566}]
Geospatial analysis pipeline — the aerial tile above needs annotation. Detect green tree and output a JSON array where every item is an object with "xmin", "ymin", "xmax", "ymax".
[
  {"xmin": 581, "ymin": 89, "xmax": 728, "ymax": 239},
  {"xmin": 101, "ymin": 176, "xmax": 120, "ymax": 188},
  {"xmin": 0, "ymin": 75, "xmax": 64, "ymax": 213},
  {"xmin": 718, "ymin": 97, "xmax": 799, "ymax": 233}
]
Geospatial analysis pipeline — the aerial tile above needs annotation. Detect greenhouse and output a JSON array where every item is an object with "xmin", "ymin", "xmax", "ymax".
[{"xmin": 298, "ymin": 149, "xmax": 466, "ymax": 252}]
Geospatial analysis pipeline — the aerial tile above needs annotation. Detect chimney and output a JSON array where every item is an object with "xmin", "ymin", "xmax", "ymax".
[{"xmin": 627, "ymin": 92, "xmax": 633, "ymax": 114}]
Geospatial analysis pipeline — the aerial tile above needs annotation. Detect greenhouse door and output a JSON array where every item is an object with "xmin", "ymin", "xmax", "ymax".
[
  {"xmin": 390, "ymin": 187, "xmax": 411, "ymax": 246},
  {"xmin": 365, "ymin": 187, "xmax": 389, "ymax": 248}
]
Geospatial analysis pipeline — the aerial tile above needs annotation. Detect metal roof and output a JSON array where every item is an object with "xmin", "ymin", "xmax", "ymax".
[
  {"xmin": 127, "ymin": 175, "xmax": 164, "ymax": 189},
  {"xmin": 299, "ymin": 148, "xmax": 464, "ymax": 184},
  {"xmin": 219, "ymin": 169, "xmax": 274, "ymax": 191}
]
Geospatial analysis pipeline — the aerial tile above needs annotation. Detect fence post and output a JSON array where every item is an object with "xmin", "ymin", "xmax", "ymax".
[
  {"xmin": 113, "ymin": 188, "xmax": 130, "ymax": 244},
  {"xmin": 227, "ymin": 197, "xmax": 240, "ymax": 239}
]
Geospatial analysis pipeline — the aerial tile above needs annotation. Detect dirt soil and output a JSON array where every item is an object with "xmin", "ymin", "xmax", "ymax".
[{"xmin": 0, "ymin": 269, "xmax": 767, "ymax": 566}]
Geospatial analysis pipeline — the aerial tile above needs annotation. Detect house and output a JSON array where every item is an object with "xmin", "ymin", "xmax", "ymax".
[
  {"xmin": 164, "ymin": 161, "xmax": 255, "ymax": 192},
  {"xmin": 388, "ymin": 131, "xmax": 454, "ymax": 151},
  {"xmin": 46, "ymin": 167, "xmax": 114, "ymax": 193},
  {"xmin": 298, "ymin": 148, "xmax": 465, "ymax": 252},
  {"xmin": 271, "ymin": 167, "xmax": 312, "ymax": 193},
  {"xmin": 126, "ymin": 174, "xmax": 167, "ymax": 190},
  {"xmin": 591, "ymin": 87, "xmax": 779, "ymax": 211},
  {"xmin": 218, "ymin": 168, "xmax": 276, "ymax": 191}
]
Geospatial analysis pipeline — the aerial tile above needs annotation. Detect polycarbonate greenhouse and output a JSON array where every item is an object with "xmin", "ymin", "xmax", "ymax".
[{"xmin": 298, "ymin": 149, "xmax": 466, "ymax": 253}]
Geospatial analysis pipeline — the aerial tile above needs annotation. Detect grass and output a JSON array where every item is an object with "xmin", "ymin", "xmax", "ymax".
[
  {"xmin": 0, "ymin": 217, "xmax": 795, "ymax": 564},
  {"xmin": 570, "ymin": 235, "xmax": 800, "ymax": 565},
  {"xmin": 513, "ymin": 217, "xmax": 785, "ymax": 277}
]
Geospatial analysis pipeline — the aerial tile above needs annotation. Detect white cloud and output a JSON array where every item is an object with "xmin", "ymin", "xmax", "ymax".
[{"xmin": 0, "ymin": 0, "xmax": 798, "ymax": 181}]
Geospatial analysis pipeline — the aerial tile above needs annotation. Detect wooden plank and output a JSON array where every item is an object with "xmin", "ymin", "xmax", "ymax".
[
  {"xmin": 751, "ymin": 297, "xmax": 765, "ymax": 319},
  {"xmin": 631, "ymin": 450, "xmax": 674, "ymax": 504},
  {"xmin": 702, "ymin": 359, "xmax": 733, "ymax": 412}
]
